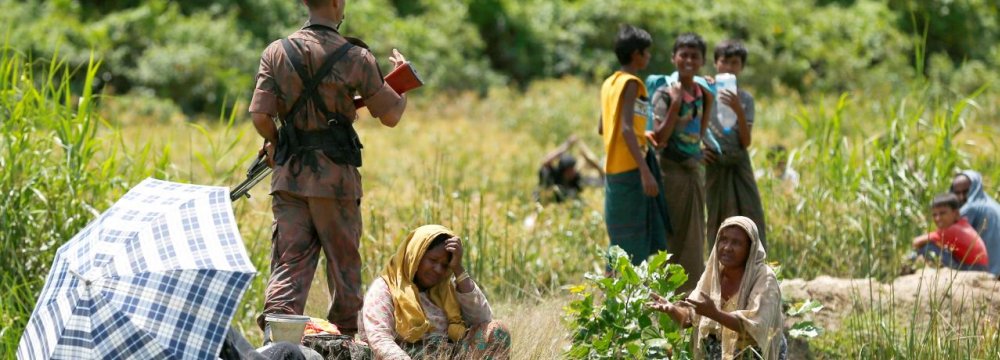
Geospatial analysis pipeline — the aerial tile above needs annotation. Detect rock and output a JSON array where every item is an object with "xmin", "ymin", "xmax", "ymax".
[{"xmin": 781, "ymin": 268, "xmax": 1000, "ymax": 335}]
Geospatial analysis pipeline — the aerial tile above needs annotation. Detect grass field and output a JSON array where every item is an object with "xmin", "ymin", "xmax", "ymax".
[{"xmin": 3, "ymin": 46, "xmax": 1000, "ymax": 358}]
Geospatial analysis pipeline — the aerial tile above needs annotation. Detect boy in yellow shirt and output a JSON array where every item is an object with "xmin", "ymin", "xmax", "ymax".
[{"xmin": 599, "ymin": 24, "xmax": 670, "ymax": 265}]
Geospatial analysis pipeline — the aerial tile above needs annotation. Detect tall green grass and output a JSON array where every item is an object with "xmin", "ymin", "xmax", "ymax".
[
  {"xmin": 0, "ymin": 46, "xmax": 146, "ymax": 353},
  {"xmin": 762, "ymin": 86, "xmax": 988, "ymax": 280},
  {"xmin": 0, "ymin": 46, "xmax": 262, "ymax": 354},
  {"xmin": 809, "ymin": 269, "xmax": 1000, "ymax": 359}
]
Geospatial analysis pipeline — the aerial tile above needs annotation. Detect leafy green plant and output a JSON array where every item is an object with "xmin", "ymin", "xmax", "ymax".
[{"xmin": 564, "ymin": 247, "xmax": 689, "ymax": 359}]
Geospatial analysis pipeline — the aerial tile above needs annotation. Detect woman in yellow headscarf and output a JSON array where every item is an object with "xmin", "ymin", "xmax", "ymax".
[
  {"xmin": 359, "ymin": 225, "xmax": 510, "ymax": 360},
  {"xmin": 650, "ymin": 216, "xmax": 786, "ymax": 360}
]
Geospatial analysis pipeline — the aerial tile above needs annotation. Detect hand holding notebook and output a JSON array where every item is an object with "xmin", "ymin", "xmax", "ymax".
[{"xmin": 354, "ymin": 50, "xmax": 423, "ymax": 109}]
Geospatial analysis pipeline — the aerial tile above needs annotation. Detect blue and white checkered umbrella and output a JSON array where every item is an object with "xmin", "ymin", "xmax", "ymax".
[{"xmin": 17, "ymin": 178, "xmax": 257, "ymax": 360}]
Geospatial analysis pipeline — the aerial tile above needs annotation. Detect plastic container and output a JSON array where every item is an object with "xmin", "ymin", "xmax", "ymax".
[
  {"xmin": 265, "ymin": 314, "xmax": 310, "ymax": 344},
  {"xmin": 715, "ymin": 73, "xmax": 738, "ymax": 132}
]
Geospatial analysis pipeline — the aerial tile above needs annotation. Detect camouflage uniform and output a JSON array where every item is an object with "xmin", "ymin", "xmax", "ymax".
[{"xmin": 249, "ymin": 16, "xmax": 402, "ymax": 335}]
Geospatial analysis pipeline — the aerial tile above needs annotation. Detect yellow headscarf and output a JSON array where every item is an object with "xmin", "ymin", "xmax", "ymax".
[{"xmin": 380, "ymin": 225, "xmax": 467, "ymax": 343}]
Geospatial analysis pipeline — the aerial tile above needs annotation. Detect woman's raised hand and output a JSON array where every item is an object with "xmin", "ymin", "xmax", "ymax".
[{"xmin": 444, "ymin": 236, "xmax": 464, "ymax": 274}]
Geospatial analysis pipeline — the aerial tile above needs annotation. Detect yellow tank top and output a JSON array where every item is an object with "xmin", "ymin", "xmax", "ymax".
[{"xmin": 600, "ymin": 71, "xmax": 649, "ymax": 174}]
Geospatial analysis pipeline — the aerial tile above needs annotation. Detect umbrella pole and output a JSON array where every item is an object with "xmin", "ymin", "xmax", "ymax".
[{"xmin": 68, "ymin": 269, "xmax": 93, "ymax": 286}]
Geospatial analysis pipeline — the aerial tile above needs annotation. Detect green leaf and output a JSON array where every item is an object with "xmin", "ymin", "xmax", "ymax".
[
  {"xmin": 787, "ymin": 299, "xmax": 824, "ymax": 317},
  {"xmin": 638, "ymin": 314, "xmax": 652, "ymax": 329},
  {"xmin": 566, "ymin": 344, "xmax": 591, "ymax": 359},
  {"xmin": 607, "ymin": 245, "xmax": 628, "ymax": 261},
  {"xmin": 789, "ymin": 320, "xmax": 821, "ymax": 338},
  {"xmin": 594, "ymin": 331, "xmax": 613, "ymax": 352},
  {"xmin": 597, "ymin": 277, "xmax": 616, "ymax": 292},
  {"xmin": 621, "ymin": 263, "xmax": 641, "ymax": 285},
  {"xmin": 648, "ymin": 251, "xmax": 669, "ymax": 270},
  {"xmin": 666, "ymin": 265, "xmax": 688, "ymax": 291},
  {"xmin": 625, "ymin": 341, "xmax": 642, "ymax": 357}
]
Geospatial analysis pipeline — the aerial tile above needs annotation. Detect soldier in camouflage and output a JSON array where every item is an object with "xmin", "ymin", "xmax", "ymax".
[{"xmin": 249, "ymin": 0, "xmax": 408, "ymax": 337}]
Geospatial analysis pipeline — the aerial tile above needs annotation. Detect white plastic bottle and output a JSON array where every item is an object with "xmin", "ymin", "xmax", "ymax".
[{"xmin": 715, "ymin": 73, "xmax": 738, "ymax": 132}]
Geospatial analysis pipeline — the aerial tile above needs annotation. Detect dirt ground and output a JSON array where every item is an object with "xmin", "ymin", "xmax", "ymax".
[
  {"xmin": 780, "ymin": 268, "xmax": 1000, "ymax": 357},
  {"xmin": 301, "ymin": 267, "xmax": 998, "ymax": 359}
]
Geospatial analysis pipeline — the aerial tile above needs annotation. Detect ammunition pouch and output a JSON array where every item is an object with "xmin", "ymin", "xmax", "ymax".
[
  {"xmin": 274, "ymin": 36, "xmax": 362, "ymax": 174},
  {"xmin": 275, "ymin": 114, "xmax": 363, "ymax": 170}
]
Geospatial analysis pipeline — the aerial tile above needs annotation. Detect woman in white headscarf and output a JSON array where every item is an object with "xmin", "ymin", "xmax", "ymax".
[{"xmin": 650, "ymin": 216, "xmax": 785, "ymax": 360}]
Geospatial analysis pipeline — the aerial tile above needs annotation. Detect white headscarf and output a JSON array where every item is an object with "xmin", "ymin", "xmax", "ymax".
[{"xmin": 689, "ymin": 216, "xmax": 784, "ymax": 360}]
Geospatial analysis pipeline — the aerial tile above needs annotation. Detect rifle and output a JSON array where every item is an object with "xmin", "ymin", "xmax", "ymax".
[
  {"xmin": 230, "ymin": 150, "xmax": 272, "ymax": 202},
  {"xmin": 230, "ymin": 60, "xmax": 424, "ymax": 202}
]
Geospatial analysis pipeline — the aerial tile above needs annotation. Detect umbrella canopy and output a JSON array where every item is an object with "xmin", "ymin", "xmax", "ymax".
[{"xmin": 17, "ymin": 178, "xmax": 257, "ymax": 359}]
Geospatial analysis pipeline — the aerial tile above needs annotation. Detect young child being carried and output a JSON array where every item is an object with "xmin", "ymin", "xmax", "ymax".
[{"xmin": 911, "ymin": 193, "xmax": 990, "ymax": 272}]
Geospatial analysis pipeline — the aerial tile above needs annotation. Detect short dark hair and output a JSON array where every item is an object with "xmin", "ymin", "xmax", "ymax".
[
  {"xmin": 672, "ymin": 32, "xmax": 706, "ymax": 58},
  {"xmin": 614, "ymin": 24, "xmax": 652, "ymax": 65},
  {"xmin": 714, "ymin": 39, "xmax": 748, "ymax": 65},
  {"xmin": 931, "ymin": 193, "xmax": 961, "ymax": 210},
  {"xmin": 557, "ymin": 154, "xmax": 577, "ymax": 172}
]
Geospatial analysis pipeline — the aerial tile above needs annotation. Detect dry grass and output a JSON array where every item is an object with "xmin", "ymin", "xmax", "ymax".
[
  {"xmin": 494, "ymin": 296, "xmax": 571, "ymax": 360},
  {"xmin": 302, "ymin": 267, "xmax": 572, "ymax": 360}
]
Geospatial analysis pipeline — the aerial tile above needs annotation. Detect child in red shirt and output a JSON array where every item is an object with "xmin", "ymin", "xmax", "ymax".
[{"xmin": 912, "ymin": 193, "xmax": 990, "ymax": 271}]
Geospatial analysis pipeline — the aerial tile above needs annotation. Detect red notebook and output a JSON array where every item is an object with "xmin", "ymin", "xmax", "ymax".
[{"xmin": 354, "ymin": 62, "xmax": 423, "ymax": 109}]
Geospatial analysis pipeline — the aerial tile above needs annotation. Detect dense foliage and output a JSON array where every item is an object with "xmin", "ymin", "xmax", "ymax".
[
  {"xmin": 564, "ymin": 248, "xmax": 689, "ymax": 359},
  {"xmin": 2, "ymin": 0, "xmax": 997, "ymax": 113}
]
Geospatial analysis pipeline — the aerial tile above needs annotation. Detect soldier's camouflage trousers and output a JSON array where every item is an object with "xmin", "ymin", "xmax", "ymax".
[{"xmin": 258, "ymin": 190, "xmax": 363, "ymax": 335}]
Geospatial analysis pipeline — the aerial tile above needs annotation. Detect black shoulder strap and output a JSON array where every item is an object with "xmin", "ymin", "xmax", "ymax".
[{"xmin": 280, "ymin": 38, "xmax": 354, "ymax": 125}]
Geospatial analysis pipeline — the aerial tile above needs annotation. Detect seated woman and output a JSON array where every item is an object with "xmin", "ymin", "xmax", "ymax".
[
  {"xmin": 359, "ymin": 225, "xmax": 511, "ymax": 359},
  {"xmin": 650, "ymin": 216, "xmax": 785, "ymax": 360}
]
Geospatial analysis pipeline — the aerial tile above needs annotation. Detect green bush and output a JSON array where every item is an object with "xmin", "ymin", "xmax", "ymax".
[
  {"xmin": 344, "ymin": 0, "xmax": 506, "ymax": 93},
  {"xmin": 564, "ymin": 248, "xmax": 689, "ymax": 359},
  {"xmin": 0, "ymin": 0, "xmax": 259, "ymax": 114},
  {"xmin": 5, "ymin": 0, "xmax": 997, "ymax": 115},
  {"xmin": 889, "ymin": 0, "xmax": 999, "ymax": 66},
  {"xmin": 461, "ymin": 0, "xmax": 914, "ymax": 95}
]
